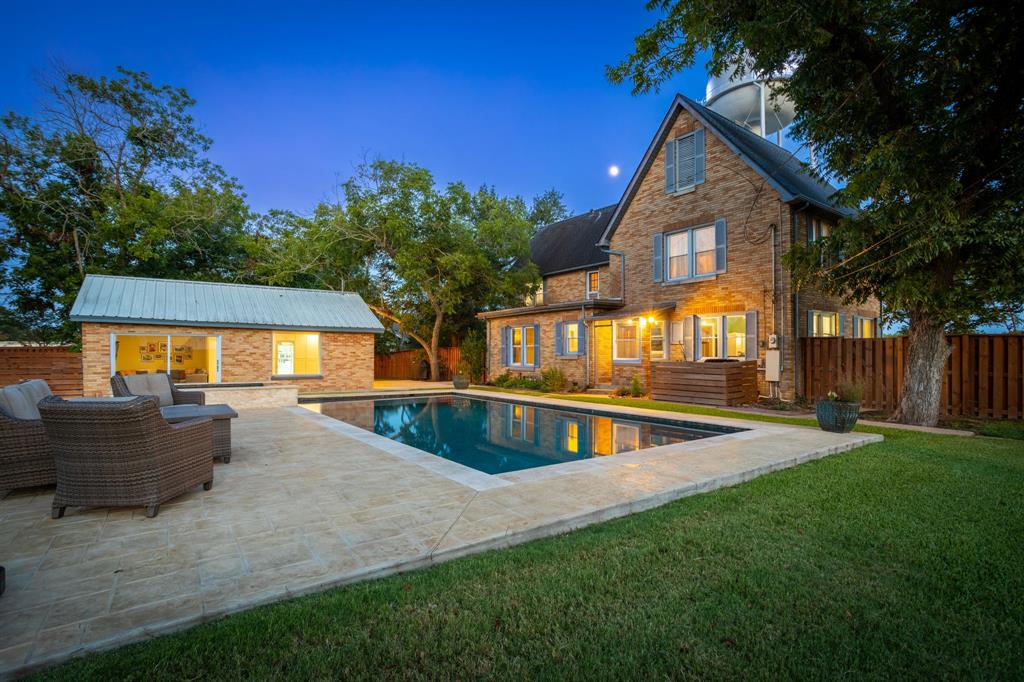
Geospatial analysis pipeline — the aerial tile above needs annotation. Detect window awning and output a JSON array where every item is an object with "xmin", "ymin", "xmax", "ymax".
[{"xmin": 586, "ymin": 301, "xmax": 676, "ymax": 322}]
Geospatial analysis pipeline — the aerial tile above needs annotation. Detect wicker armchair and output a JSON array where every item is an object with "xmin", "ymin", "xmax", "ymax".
[
  {"xmin": 111, "ymin": 373, "xmax": 205, "ymax": 406},
  {"xmin": 38, "ymin": 395, "xmax": 214, "ymax": 519},
  {"xmin": 0, "ymin": 380, "xmax": 57, "ymax": 495}
]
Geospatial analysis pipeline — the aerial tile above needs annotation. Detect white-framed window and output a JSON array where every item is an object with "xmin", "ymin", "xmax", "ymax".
[
  {"xmin": 663, "ymin": 223, "xmax": 718, "ymax": 282},
  {"xmin": 586, "ymin": 271, "xmax": 600, "ymax": 298},
  {"xmin": 855, "ymin": 316, "xmax": 877, "ymax": 338},
  {"xmin": 612, "ymin": 422, "xmax": 640, "ymax": 454},
  {"xmin": 507, "ymin": 403, "xmax": 536, "ymax": 441},
  {"xmin": 807, "ymin": 217, "xmax": 831, "ymax": 242},
  {"xmin": 506, "ymin": 325, "xmax": 537, "ymax": 367},
  {"xmin": 564, "ymin": 322, "xmax": 580, "ymax": 354},
  {"xmin": 649, "ymin": 319, "xmax": 665, "ymax": 359},
  {"xmin": 613, "ymin": 319, "xmax": 641, "ymax": 362},
  {"xmin": 272, "ymin": 331, "xmax": 321, "ymax": 377},
  {"xmin": 110, "ymin": 333, "xmax": 221, "ymax": 383},
  {"xmin": 810, "ymin": 311, "xmax": 840, "ymax": 337},
  {"xmin": 563, "ymin": 419, "xmax": 580, "ymax": 454},
  {"xmin": 699, "ymin": 317, "xmax": 720, "ymax": 359},
  {"xmin": 724, "ymin": 315, "xmax": 746, "ymax": 358}
]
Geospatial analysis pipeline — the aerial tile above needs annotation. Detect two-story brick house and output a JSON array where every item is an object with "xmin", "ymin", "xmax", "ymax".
[{"xmin": 480, "ymin": 94, "xmax": 880, "ymax": 400}]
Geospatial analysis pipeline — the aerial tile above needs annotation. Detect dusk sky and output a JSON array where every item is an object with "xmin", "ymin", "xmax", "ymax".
[{"xmin": 3, "ymin": 2, "xmax": 727, "ymax": 217}]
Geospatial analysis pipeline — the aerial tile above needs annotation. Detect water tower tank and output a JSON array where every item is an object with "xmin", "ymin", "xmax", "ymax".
[{"xmin": 705, "ymin": 59, "xmax": 796, "ymax": 138}]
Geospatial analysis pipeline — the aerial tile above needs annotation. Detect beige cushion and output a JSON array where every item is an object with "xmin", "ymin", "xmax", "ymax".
[
  {"xmin": 0, "ymin": 379, "xmax": 54, "ymax": 420},
  {"xmin": 123, "ymin": 373, "xmax": 175, "ymax": 407}
]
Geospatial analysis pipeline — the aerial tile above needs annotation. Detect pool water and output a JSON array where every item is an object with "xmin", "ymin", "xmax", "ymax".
[{"xmin": 312, "ymin": 395, "xmax": 741, "ymax": 475}]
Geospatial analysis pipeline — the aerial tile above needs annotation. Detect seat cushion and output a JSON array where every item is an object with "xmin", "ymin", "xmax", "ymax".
[
  {"xmin": 0, "ymin": 379, "xmax": 54, "ymax": 420},
  {"xmin": 123, "ymin": 373, "xmax": 175, "ymax": 407}
]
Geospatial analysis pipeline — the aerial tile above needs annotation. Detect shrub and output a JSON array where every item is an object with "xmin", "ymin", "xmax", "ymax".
[
  {"xmin": 491, "ymin": 371, "xmax": 542, "ymax": 391},
  {"xmin": 629, "ymin": 374, "xmax": 645, "ymax": 398},
  {"xmin": 460, "ymin": 330, "xmax": 487, "ymax": 382},
  {"xmin": 835, "ymin": 380, "xmax": 864, "ymax": 403},
  {"xmin": 540, "ymin": 367, "xmax": 568, "ymax": 392}
]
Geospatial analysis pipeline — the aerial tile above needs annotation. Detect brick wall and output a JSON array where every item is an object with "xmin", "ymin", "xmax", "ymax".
[
  {"xmin": 81, "ymin": 323, "xmax": 374, "ymax": 396},
  {"xmin": 486, "ymin": 311, "xmax": 589, "ymax": 387},
  {"xmin": 542, "ymin": 265, "xmax": 610, "ymax": 304}
]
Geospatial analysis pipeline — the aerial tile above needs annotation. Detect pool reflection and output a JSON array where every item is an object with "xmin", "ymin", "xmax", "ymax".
[{"xmin": 317, "ymin": 396, "xmax": 723, "ymax": 475}]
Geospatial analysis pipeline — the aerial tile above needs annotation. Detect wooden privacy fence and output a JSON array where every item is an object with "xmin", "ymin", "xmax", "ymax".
[
  {"xmin": 0, "ymin": 346, "xmax": 84, "ymax": 397},
  {"xmin": 801, "ymin": 334, "xmax": 1024, "ymax": 419},
  {"xmin": 374, "ymin": 347, "xmax": 463, "ymax": 381},
  {"xmin": 651, "ymin": 360, "xmax": 758, "ymax": 406}
]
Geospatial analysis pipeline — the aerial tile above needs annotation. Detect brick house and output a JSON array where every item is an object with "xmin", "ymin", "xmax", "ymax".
[
  {"xmin": 480, "ymin": 95, "xmax": 880, "ymax": 399},
  {"xmin": 71, "ymin": 275, "xmax": 383, "ymax": 396}
]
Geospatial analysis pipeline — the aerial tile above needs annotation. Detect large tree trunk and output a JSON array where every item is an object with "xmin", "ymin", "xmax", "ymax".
[
  {"xmin": 891, "ymin": 312, "xmax": 950, "ymax": 426},
  {"xmin": 429, "ymin": 310, "xmax": 444, "ymax": 381}
]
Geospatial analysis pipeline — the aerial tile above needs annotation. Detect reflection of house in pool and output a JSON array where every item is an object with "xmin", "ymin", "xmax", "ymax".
[
  {"xmin": 485, "ymin": 401, "xmax": 692, "ymax": 461},
  {"xmin": 317, "ymin": 400, "xmax": 375, "ymax": 432}
]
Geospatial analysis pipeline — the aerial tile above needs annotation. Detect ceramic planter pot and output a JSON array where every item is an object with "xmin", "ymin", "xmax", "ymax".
[
  {"xmin": 452, "ymin": 374, "xmax": 470, "ymax": 389},
  {"xmin": 816, "ymin": 400, "xmax": 861, "ymax": 433}
]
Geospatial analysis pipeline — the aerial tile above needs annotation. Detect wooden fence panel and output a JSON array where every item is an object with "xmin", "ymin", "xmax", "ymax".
[
  {"xmin": 800, "ymin": 334, "xmax": 1024, "ymax": 419},
  {"xmin": 374, "ymin": 347, "xmax": 463, "ymax": 381},
  {"xmin": 0, "ymin": 346, "xmax": 83, "ymax": 397}
]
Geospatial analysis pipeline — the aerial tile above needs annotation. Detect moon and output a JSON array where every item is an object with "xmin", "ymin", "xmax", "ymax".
[{"xmin": 608, "ymin": 165, "xmax": 620, "ymax": 177}]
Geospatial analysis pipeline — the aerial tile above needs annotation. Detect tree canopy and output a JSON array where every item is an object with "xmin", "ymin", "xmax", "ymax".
[
  {"xmin": 0, "ymin": 66, "xmax": 253, "ymax": 341},
  {"xmin": 610, "ymin": 0, "xmax": 1024, "ymax": 424}
]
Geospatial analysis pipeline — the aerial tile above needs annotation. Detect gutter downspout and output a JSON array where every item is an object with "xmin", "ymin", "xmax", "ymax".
[
  {"xmin": 791, "ymin": 202, "xmax": 810, "ymax": 398},
  {"xmin": 582, "ymin": 303, "xmax": 590, "ymax": 388}
]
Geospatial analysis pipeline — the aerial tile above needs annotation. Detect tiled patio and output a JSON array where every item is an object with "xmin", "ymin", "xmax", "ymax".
[{"xmin": 0, "ymin": 391, "xmax": 881, "ymax": 677}]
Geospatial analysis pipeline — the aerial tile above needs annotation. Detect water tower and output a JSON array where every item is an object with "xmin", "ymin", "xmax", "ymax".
[{"xmin": 705, "ymin": 58, "xmax": 796, "ymax": 143}]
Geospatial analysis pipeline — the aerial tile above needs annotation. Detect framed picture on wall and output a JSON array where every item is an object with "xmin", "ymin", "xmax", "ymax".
[
  {"xmin": 173, "ymin": 345, "xmax": 187, "ymax": 353},
  {"xmin": 147, "ymin": 343, "xmax": 157, "ymax": 353},
  {"xmin": 154, "ymin": 353, "xmax": 163, "ymax": 360},
  {"xmin": 142, "ymin": 354, "xmax": 153, "ymax": 362},
  {"xmin": 175, "ymin": 354, "xmax": 183, "ymax": 364},
  {"xmin": 160, "ymin": 342, "xmax": 168, "ymax": 352},
  {"xmin": 138, "ymin": 345, "xmax": 147, "ymax": 353}
]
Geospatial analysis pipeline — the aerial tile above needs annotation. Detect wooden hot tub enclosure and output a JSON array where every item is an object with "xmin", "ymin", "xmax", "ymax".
[{"xmin": 650, "ymin": 361, "xmax": 758, "ymax": 406}]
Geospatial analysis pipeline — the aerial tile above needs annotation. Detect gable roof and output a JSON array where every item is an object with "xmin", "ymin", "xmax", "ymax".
[
  {"xmin": 70, "ymin": 275, "xmax": 385, "ymax": 333},
  {"xmin": 598, "ymin": 94, "xmax": 851, "ymax": 246},
  {"xmin": 530, "ymin": 205, "xmax": 614, "ymax": 276}
]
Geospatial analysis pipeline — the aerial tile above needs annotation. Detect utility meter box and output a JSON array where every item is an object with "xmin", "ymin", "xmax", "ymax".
[
  {"xmin": 765, "ymin": 349, "xmax": 781, "ymax": 382},
  {"xmin": 768, "ymin": 333, "xmax": 779, "ymax": 350}
]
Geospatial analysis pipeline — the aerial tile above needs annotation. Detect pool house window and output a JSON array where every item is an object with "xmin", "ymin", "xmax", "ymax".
[
  {"xmin": 613, "ymin": 320, "xmax": 640, "ymax": 362},
  {"xmin": 272, "ymin": 331, "xmax": 321, "ymax": 377},
  {"xmin": 111, "ymin": 333, "xmax": 221, "ymax": 384},
  {"xmin": 504, "ymin": 325, "xmax": 539, "ymax": 368}
]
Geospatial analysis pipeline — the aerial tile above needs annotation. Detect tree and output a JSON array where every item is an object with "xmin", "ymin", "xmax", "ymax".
[
  {"xmin": 255, "ymin": 160, "xmax": 538, "ymax": 380},
  {"xmin": 0, "ymin": 65, "xmax": 253, "ymax": 341},
  {"xmin": 609, "ymin": 0, "xmax": 1024, "ymax": 425},
  {"xmin": 527, "ymin": 188, "xmax": 571, "ymax": 231}
]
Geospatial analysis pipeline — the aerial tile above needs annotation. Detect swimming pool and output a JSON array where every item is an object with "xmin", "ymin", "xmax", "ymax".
[{"xmin": 310, "ymin": 395, "xmax": 744, "ymax": 475}]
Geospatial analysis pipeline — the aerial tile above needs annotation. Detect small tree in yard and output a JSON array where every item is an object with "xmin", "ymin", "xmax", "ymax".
[
  {"xmin": 610, "ymin": 0, "xmax": 1024, "ymax": 425},
  {"xmin": 255, "ymin": 160, "xmax": 538, "ymax": 381}
]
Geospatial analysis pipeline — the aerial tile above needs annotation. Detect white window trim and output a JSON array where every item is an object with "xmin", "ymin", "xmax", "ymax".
[
  {"xmin": 695, "ymin": 312, "xmax": 748, "ymax": 360},
  {"xmin": 271, "ymin": 331, "xmax": 324, "ymax": 378},
  {"xmin": 612, "ymin": 319, "xmax": 641, "ymax": 363},
  {"xmin": 563, "ymin": 321, "xmax": 582, "ymax": 355},
  {"xmin": 810, "ymin": 310, "xmax": 840, "ymax": 338},
  {"xmin": 664, "ymin": 223, "xmax": 716, "ymax": 283},
  {"xmin": 110, "ymin": 332, "xmax": 222, "ymax": 383},
  {"xmin": 507, "ymin": 325, "xmax": 536, "ymax": 368},
  {"xmin": 586, "ymin": 271, "xmax": 600, "ymax": 299},
  {"xmin": 612, "ymin": 422, "xmax": 641, "ymax": 454},
  {"xmin": 649, "ymin": 319, "xmax": 666, "ymax": 360},
  {"xmin": 670, "ymin": 131, "xmax": 700, "ymax": 194}
]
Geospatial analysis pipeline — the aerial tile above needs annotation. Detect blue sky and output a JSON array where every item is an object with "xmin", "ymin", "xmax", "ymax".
[{"xmin": 3, "ymin": 2, "xmax": 728, "ymax": 216}]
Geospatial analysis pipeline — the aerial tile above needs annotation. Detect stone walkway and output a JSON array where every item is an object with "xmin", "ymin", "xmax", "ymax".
[{"xmin": 0, "ymin": 391, "xmax": 881, "ymax": 677}]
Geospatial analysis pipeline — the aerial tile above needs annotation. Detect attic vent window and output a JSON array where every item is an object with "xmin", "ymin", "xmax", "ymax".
[{"xmin": 664, "ymin": 129, "xmax": 706, "ymax": 194}]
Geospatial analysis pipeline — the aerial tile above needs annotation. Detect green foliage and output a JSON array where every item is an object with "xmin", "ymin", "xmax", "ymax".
[
  {"xmin": 539, "ymin": 366, "xmax": 568, "ymax": 392},
  {"xmin": 0, "ymin": 66, "xmax": 253, "ymax": 342},
  {"xmin": 460, "ymin": 329, "xmax": 487, "ymax": 382},
  {"xmin": 491, "ymin": 371, "xmax": 543, "ymax": 391}
]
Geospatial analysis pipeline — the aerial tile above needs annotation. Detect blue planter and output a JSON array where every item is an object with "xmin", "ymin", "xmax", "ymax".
[{"xmin": 816, "ymin": 400, "xmax": 860, "ymax": 433}]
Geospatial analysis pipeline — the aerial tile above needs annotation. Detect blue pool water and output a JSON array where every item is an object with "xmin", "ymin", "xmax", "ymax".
[{"xmin": 313, "ymin": 395, "xmax": 742, "ymax": 475}]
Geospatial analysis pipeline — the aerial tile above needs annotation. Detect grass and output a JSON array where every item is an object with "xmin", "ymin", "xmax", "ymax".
[{"xmin": 35, "ymin": 400, "xmax": 1024, "ymax": 680}]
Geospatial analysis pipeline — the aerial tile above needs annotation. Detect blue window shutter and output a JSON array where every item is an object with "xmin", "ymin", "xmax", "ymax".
[
  {"xmin": 554, "ymin": 419, "xmax": 564, "ymax": 453},
  {"xmin": 578, "ymin": 322, "xmax": 587, "ymax": 356},
  {"xmin": 500, "ymin": 326, "xmax": 509, "ymax": 365},
  {"xmin": 682, "ymin": 315, "xmax": 694, "ymax": 361},
  {"xmin": 838, "ymin": 314, "xmax": 845, "ymax": 337},
  {"xmin": 807, "ymin": 310, "xmax": 814, "ymax": 337},
  {"xmin": 532, "ymin": 324, "xmax": 540, "ymax": 367},
  {"xmin": 806, "ymin": 218, "xmax": 814, "ymax": 243},
  {"xmin": 714, "ymin": 218, "xmax": 727, "ymax": 273},
  {"xmin": 652, "ymin": 232, "xmax": 664, "ymax": 283},
  {"xmin": 694, "ymin": 129, "xmax": 705, "ymax": 185},
  {"xmin": 745, "ymin": 311, "xmax": 757, "ymax": 360},
  {"xmin": 664, "ymin": 138, "xmax": 676, "ymax": 193},
  {"xmin": 554, "ymin": 321, "xmax": 563, "ymax": 357},
  {"xmin": 852, "ymin": 315, "xmax": 860, "ymax": 338}
]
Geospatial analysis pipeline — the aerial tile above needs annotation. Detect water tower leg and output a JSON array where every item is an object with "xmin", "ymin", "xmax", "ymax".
[{"xmin": 759, "ymin": 83, "xmax": 767, "ymax": 138}]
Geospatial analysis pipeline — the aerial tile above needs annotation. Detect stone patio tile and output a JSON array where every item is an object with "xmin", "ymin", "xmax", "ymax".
[
  {"xmin": 0, "ymin": 605, "xmax": 48, "ymax": 646},
  {"xmin": 349, "ymin": 534, "xmax": 429, "ymax": 569},
  {"xmin": 242, "ymin": 540, "xmax": 314, "ymax": 572},
  {"xmin": 0, "ymin": 643, "xmax": 31, "ymax": 671},
  {"xmin": 27, "ymin": 622, "xmax": 87, "ymax": 662},
  {"xmin": 84, "ymin": 594, "xmax": 205, "ymax": 644},
  {"xmin": 199, "ymin": 554, "xmax": 246, "ymax": 586},
  {"xmin": 43, "ymin": 590, "xmax": 112, "ymax": 630},
  {"xmin": 109, "ymin": 568, "xmax": 200, "ymax": 613}
]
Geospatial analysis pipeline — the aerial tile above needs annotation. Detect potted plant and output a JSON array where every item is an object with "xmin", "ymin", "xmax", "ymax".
[
  {"xmin": 815, "ymin": 380, "xmax": 863, "ymax": 433},
  {"xmin": 452, "ymin": 360, "xmax": 471, "ymax": 389}
]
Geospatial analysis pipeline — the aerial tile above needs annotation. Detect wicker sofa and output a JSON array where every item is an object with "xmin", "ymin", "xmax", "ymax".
[
  {"xmin": 111, "ymin": 373, "xmax": 205, "ymax": 406},
  {"xmin": 0, "ymin": 379, "xmax": 57, "ymax": 495},
  {"xmin": 38, "ymin": 395, "xmax": 214, "ymax": 518}
]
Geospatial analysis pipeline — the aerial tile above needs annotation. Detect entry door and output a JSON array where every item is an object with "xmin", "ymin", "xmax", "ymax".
[{"xmin": 595, "ymin": 323, "xmax": 613, "ymax": 386}]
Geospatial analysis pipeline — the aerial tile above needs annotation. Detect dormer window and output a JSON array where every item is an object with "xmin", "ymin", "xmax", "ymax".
[
  {"xmin": 586, "ymin": 271, "xmax": 600, "ymax": 298},
  {"xmin": 664, "ymin": 129, "xmax": 706, "ymax": 194}
]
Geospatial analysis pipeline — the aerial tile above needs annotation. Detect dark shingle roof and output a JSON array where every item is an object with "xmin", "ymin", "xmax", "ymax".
[
  {"xmin": 530, "ymin": 206, "xmax": 614, "ymax": 276},
  {"xmin": 682, "ymin": 95, "xmax": 851, "ymax": 217}
]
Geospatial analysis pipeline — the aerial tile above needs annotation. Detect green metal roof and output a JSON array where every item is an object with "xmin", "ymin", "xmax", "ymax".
[{"xmin": 70, "ymin": 275, "xmax": 385, "ymax": 333}]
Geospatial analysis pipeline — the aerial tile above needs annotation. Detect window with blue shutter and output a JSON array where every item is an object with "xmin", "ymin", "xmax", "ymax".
[
  {"xmin": 744, "ymin": 311, "xmax": 758, "ymax": 360},
  {"xmin": 714, "ymin": 218, "xmax": 727, "ymax": 273},
  {"xmin": 554, "ymin": 322, "xmax": 563, "ymax": 357},
  {"xmin": 506, "ymin": 324, "xmax": 543, "ymax": 368},
  {"xmin": 531, "ymin": 324, "xmax": 540, "ymax": 368},
  {"xmin": 660, "ymin": 219, "xmax": 725, "ymax": 282},
  {"xmin": 665, "ymin": 129, "xmax": 707, "ymax": 194},
  {"xmin": 500, "ymin": 326, "xmax": 510, "ymax": 366},
  {"xmin": 652, "ymin": 233, "xmax": 664, "ymax": 283}
]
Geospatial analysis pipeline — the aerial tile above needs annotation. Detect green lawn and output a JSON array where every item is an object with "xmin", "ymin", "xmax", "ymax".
[{"xmin": 35, "ymin": 401, "xmax": 1024, "ymax": 680}]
